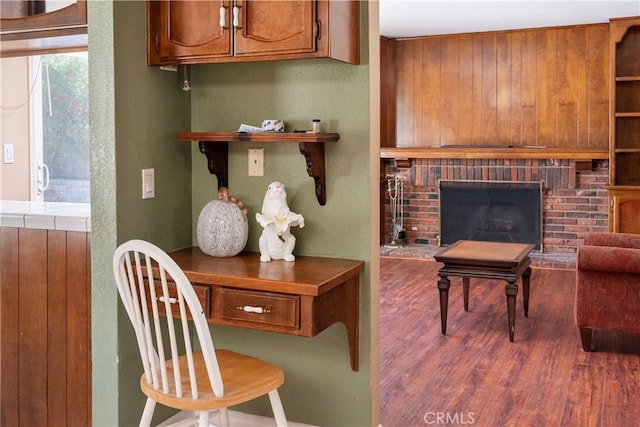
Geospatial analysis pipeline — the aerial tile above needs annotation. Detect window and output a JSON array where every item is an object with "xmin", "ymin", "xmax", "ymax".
[
  {"xmin": 1, "ymin": 51, "xmax": 89, "ymax": 203},
  {"xmin": 33, "ymin": 52, "xmax": 89, "ymax": 202}
]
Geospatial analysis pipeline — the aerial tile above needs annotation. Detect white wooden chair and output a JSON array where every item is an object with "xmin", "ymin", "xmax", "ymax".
[{"xmin": 113, "ymin": 239, "xmax": 288, "ymax": 427}]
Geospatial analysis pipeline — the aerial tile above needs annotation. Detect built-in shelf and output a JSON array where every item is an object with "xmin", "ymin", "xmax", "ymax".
[
  {"xmin": 380, "ymin": 147, "xmax": 609, "ymax": 160},
  {"xmin": 615, "ymin": 148, "xmax": 640, "ymax": 153},
  {"xmin": 177, "ymin": 132, "xmax": 340, "ymax": 205}
]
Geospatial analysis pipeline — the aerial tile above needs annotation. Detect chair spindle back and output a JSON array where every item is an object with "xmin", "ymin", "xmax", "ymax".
[{"xmin": 113, "ymin": 240, "xmax": 224, "ymax": 400}]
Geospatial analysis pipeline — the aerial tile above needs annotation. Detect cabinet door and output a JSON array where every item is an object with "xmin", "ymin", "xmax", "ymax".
[
  {"xmin": 610, "ymin": 192, "xmax": 640, "ymax": 234},
  {"xmin": 157, "ymin": 0, "xmax": 231, "ymax": 62},
  {"xmin": 234, "ymin": 0, "xmax": 316, "ymax": 58}
]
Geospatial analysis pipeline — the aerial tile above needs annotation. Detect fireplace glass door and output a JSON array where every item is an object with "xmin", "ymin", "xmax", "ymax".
[{"xmin": 439, "ymin": 180, "xmax": 543, "ymax": 251}]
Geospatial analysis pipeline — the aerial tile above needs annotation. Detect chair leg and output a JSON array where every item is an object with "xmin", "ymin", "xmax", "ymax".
[
  {"xmin": 139, "ymin": 398, "xmax": 156, "ymax": 427},
  {"xmin": 219, "ymin": 407, "xmax": 229, "ymax": 427},
  {"xmin": 197, "ymin": 411, "xmax": 208, "ymax": 427},
  {"xmin": 268, "ymin": 389, "xmax": 288, "ymax": 427},
  {"xmin": 579, "ymin": 327, "xmax": 593, "ymax": 352}
]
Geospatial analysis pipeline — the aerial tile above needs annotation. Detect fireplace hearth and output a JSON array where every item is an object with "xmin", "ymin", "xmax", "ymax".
[{"xmin": 439, "ymin": 180, "xmax": 543, "ymax": 251}]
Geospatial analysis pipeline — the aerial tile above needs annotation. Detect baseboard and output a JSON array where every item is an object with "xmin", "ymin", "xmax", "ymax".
[{"xmin": 158, "ymin": 409, "xmax": 318, "ymax": 427}]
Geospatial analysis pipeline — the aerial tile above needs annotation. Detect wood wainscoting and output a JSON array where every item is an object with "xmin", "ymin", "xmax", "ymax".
[{"xmin": 1, "ymin": 227, "xmax": 91, "ymax": 426}]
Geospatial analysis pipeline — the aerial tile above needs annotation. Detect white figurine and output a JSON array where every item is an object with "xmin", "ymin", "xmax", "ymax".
[{"xmin": 255, "ymin": 181, "xmax": 305, "ymax": 262}]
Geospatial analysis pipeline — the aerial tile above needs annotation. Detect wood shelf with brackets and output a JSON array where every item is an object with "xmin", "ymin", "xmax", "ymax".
[{"xmin": 177, "ymin": 132, "xmax": 340, "ymax": 205}]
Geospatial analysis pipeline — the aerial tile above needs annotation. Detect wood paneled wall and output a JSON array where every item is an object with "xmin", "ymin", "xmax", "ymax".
[
  {"xmin": 383, "ymin": 24, "xmax": 610, "ymax": 150},
  {"xmin": 1, "ymin": 227, "xmax": 91, "ymax": 427}
]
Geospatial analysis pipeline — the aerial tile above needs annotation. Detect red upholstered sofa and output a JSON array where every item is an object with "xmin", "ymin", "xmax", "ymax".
[{"xmin": 575, "ymin": 232, "xmax": 640, "ymax": 351}]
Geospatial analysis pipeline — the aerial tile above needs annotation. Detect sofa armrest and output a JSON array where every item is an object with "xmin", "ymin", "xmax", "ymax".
[
  {"xmin": 577, "ymin": 245, "xmax": 640, "ymax": 274},
  {"xmin": 584, "ymin": 232, "xmax": 640, "ymax": 249}
]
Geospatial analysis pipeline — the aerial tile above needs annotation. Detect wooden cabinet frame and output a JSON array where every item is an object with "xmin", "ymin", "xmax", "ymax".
[
  {"xmin": 0, "ymin": 0, "xmax": 87, "ymax": 56},
  {"xmin": 146, "ymin": 0, "xmax": 359, "ymax": 66},
  {"xmin": 607, "ymin": 16, "xmax": 640, "ymax": 234},
  {"xmin": 1, "ymin": 0, "xmax": 87, "ymax": 39}
]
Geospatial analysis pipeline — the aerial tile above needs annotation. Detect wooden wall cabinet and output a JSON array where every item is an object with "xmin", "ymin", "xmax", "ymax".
[
  {"xmin": 0, "ymin": 227, "xmax": 91, "ymax": 426},
  {"xmin": 0, "ymin": 0, "xmax": 87, "ymax": 57},
  {"xmin": 147, "ymin": 0, "xmax": 359, "ymax": 66},
  {"xmin": 1, "ymin": 0, "xmax": 86, "ymax": 38},
  {"xmin": 608, "ymin": 17, "xmax": 640, "ymax": 234}
]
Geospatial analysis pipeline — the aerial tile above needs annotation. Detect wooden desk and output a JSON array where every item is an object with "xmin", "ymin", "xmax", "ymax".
[
  {"xmin": 167, "ymin": 247, "xmax": 364, "ymax": 371},
  {"xmin": 433, "ymin": 240, "xmax": 534, "ymax": 342}
]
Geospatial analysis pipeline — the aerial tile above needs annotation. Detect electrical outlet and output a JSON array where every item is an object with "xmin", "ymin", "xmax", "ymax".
[
  {"xmin": 4, "ymin": 144, "xmax": 14, "ymax": 164},
  {"xmin": 142, "ymin": 168, "xmax": 155, "ymax": 199},
  {"xmin": 248, "ymin": 148, "xmax": 264, "ymax": 176}
]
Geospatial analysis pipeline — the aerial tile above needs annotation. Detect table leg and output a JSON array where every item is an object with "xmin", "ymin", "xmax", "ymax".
[
  {"xmin": 522, "ymin": 267, "xmax": 531, "ymax": 317},
  {"xmin": 462, "ymin": 277, "xmax": 470, "ymax": 312},
  {"xmin": 505, "ymin": 281, "xmax": 518, "ymax": 342},
  {"xmin": 438, "ymin": 275, "xmax": 451, "ymax": 335},
  {"xmin": 341, "ymin": 277, "xmax": 359, "ymax": 372}
]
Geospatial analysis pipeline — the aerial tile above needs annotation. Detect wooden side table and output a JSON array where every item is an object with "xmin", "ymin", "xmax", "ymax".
[{"xmin": 433, "ymin": 240, "xmax": 534, "ymax": 342}]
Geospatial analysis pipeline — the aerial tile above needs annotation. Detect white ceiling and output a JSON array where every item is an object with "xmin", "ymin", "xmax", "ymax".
[{"xmin": 379, "ymin": 0, "xmax": 640, "ymax": 38}]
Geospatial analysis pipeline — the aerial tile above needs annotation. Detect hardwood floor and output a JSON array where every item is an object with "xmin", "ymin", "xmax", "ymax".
[{"xmin": 379, "ymin": 257, "xmax": 640, "ymax": 427}]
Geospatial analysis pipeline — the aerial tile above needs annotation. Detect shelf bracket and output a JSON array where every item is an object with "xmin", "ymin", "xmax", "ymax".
[
  {"xmin": 199, "ymin": 141, "xmax": 229, "ymax": 189},
  {"xmin": 299, "ymin": 142, "xmax": 326, "ymax": 205}
]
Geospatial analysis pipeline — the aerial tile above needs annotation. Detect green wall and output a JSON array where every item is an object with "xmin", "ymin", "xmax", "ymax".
[
  {"xmin": 189, "ymin": 53, "xmax": 371, "ymax": 425},
  {"xmin": 88, "ymin": 1, "xmax": 118, "ymax": 424},
  {"xmin": 90, "ymin": 1, "xmax": 371, "ymax": 426},
  {"xmin": 91, "ymin": 0, "xmax": 193, "ymax": 425}
]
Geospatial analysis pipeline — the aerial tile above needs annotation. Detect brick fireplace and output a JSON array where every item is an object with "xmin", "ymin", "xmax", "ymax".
[{"xmin": 383, "ymin": 159, "xmax": 610, "ymax": 255}]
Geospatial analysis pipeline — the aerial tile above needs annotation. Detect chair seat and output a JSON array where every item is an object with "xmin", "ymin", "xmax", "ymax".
[{"xmin": 141, "ymin": 349, "xmax": 285, "ymax": 411}]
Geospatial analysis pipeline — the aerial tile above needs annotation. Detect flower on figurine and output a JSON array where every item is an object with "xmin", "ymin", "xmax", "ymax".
[{"xmin": 274, "ymin": 211, "xmax": 303, "ymax": 233}]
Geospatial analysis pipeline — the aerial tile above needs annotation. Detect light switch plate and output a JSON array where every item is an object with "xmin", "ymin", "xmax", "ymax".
[
  {"xmin": 248, "ymin": 148, "xmax": 264, "ymax": 176},
  {"xmin": 142, "ymin": 168, "xmax": 155, "ymax": 199}
]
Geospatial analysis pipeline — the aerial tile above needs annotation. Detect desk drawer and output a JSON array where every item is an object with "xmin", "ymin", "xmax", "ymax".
[
  {"xmin": 152, "ymin": 282, "xmax": 211, "ymax": 319},
  {"xmin": 218, "ymin": 288, "xmax": 299, "ymax": 328}
]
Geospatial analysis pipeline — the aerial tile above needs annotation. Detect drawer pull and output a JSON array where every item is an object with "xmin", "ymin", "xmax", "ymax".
[
  {"xmin": 232, "ymin": 5, "xmax": 241, "ymax": 29},
  {"xmin": 237, "ymin": 305, "xmax": 271, "ymax": 314},
  {"xmin": 158, "ymin": 296, "xmax": 177, "ymax": 304}
]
